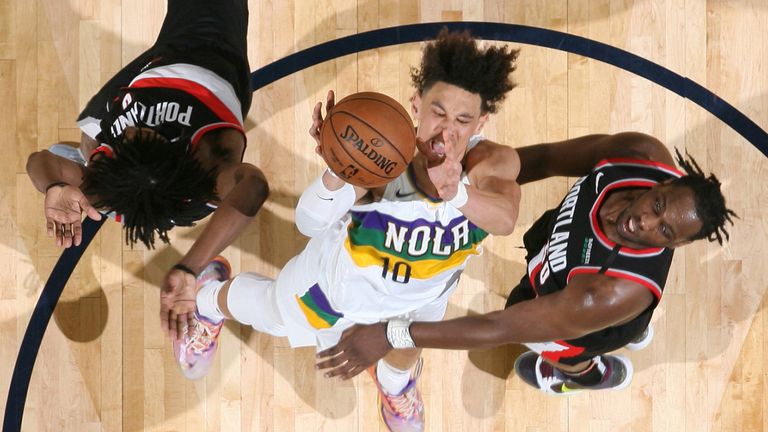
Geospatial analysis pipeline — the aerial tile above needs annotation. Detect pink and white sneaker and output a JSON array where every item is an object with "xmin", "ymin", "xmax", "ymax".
[
  {"xmin": 368, "ymin": 358, "xmax": 425, "ymax": 432},
  {"xmin": 172, "ymin": 256, "xmax": 231, "ymax": 380}
]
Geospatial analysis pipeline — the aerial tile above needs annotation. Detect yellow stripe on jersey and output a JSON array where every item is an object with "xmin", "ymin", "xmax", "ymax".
[
  {"xmin": 295, "ymin": 295, "xmax": 333, "ymax": 329},
  {"xmin": 344, "ymin": 239, "xmax": 482, "ymax": 279}
]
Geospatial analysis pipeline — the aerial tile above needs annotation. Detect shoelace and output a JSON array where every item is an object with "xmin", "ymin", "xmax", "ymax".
[
  {"xmin": 185, "ymin": 320, "xmax": 220, "ymax": 355},
  {"xmin": 383, "ymin": 386, "xmax": 421, "ymax": 418}
]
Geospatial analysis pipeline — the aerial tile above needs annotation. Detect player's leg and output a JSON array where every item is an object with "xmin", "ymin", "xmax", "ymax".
[
  {"xmin": 173, "ymin": 258, "xmax": 287, "ymax": 380},
  {"xmin": 156, "ymin": 0, "xmax": 248, "ymax": 56},
  {"xmin": 378, "ymin": 345, "xmax": 421, "ymax": 395},
  {"xmin": 505, "ymin": 275, "xmax": 638, "ymax": 395},
  {"xmin": 512, "ymin": 315, "xmax": 650, "ymax": 396},
  {"xmin": 154, "ymin": 0, "xmax": 252, "ymax": 113},
  {"xmin": 368, "ymin": 287, "xmax": 456, "ymax": 432}
]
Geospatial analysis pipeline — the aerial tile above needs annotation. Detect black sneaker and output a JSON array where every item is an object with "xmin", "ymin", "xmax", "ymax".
[{"xmin": 514, "ymin": 352, "xmax": 634, "ymax": 396}]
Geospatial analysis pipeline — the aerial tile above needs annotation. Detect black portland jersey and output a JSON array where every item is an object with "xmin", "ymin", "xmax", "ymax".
[
  {"xmin": 77, "ymin": 63, "xmax": 245, "ymax": 224},
  {"xmin": 77, "ymin": 62, "xmax": 245, "ymax": 150},
  {"xmin": 526, "ymin": 158, "xmax": 684, "ymax": 303}
]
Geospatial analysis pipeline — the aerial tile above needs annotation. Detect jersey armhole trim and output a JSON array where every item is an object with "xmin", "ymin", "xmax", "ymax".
[{"xmin": 567, "ymin": 266, "xmax": 662, "ymax": 300}]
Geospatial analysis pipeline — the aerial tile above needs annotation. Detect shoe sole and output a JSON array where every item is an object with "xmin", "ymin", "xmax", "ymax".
[
  {"xmin": 606, "ymin": 355, "xmax": 634, "ymax": 392},
  {"xmin": 625, "ymin": 325, "xmax": 654, "ymax": 351}
]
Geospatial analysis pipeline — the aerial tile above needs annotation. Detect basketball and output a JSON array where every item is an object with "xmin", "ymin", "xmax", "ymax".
[{"xmin": 319, "ymin": 92, "xmax": 416, "ymax": 188}]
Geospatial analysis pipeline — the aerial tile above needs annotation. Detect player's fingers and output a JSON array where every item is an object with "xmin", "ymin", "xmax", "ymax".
[
  {"xmin": 62, "ymin": 224, "xmax": 74, "ymax": 247},
  {"xmin": 177, "ymin": 312, "xmax": 189, "ymax": 340},
  {"xmin": 316, "ymin": 345, "xmax": 342, "ymax": 359},
  {"xmin": 185, "ymin": 312, "xmax": 196, "ymax": 330},
  {"xmin": 325, "ymin": 90, "xmax": 335, "ymax": 113},
  {"xmin": 160, "ymin": 310, "xmax": 170, "ymax": 335},
  {"xmin": 315, "ymin": 353, "xmax": 347, "ymax": 370},
  {"xmin": 312, "ymin": 101, "xmax": 323, "ymax": 124},
  {"xmin": 340, "ymin": 365, "xmax": 364, "ymax": 380},
  {"xmin": 162, "ymin": 311, "xmax": 174, "ymax": 337},
  {"xmin": 310, "ymin": 103, "xmax": 324, "ymax": 141},
  {"xmin": 169, "ymin": 311, "xmax": 179, "ymax": 341},
  {"xmin": 73, "ymin": 222, "xmax": 83, "ymax": 247},
  {"xmin": 46, "ymin": 220, "xmax": 55, "ymax": 238},
  {"xmin": 54, "ymin": 222, "xmax": 64, "ymax": 247},
  {"xmin": 329, "ymin": 362, "xmax": 363, "ymax": 380},
  {"xmin": 443, "ymin": 127, "xmax": 458, "ymax": 144},
  {"xmin": 322, "ymin": 362, "xmax": 350, "ymax": 379},
  {"xmin": 441, "ymin": 129, "xmax": 454, "ymax": 151},
  {"xmin": 81, "ymin": 200, "xmax": 102, "ymax": 221}
]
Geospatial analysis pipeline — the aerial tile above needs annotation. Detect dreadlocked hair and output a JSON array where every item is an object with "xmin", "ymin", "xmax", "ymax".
[
  {"xmin": 670, "ymin": 148, "xmax": 737, "ymax": 245},
  {"xmin": 83, "ymin": 130, "xmax": 218, "ymax": 249},
  {"xmin": 410, "ymin": 28, "xmax": 519, "ymax": 114}
]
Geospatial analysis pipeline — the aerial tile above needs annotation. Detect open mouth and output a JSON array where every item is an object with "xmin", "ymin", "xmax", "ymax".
[
  {"xmin": 616, "ymin": 213, "xmax": 636, "ymax": 240},
  {"xmin": 626, "ymin": 217, "xmax": 636, "ymax": 234},
  {"xmin": 430, "ymin": 138, "xmax": 445, "ymax": 157},
  {"xmin": 417, "ymin": 135, "xmax": 446, "ymax": 160}
]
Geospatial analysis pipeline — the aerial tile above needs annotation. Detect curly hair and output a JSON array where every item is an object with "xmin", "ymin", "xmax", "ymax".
[
  {"xmin": 670, "ymin": 149, "xmax": 737, "ymax": 245},
  {"xmin": 82, "ymin": 130, "xmax": 218, "ymax": 248},
  {"xmin": 410, "ymin": 28, "xmax": 520, "ymax": 114}
]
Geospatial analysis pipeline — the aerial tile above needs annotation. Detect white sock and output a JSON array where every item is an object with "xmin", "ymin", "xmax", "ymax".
[
  {"xmin": 195, "ymin": 280, "xmax": 226, "ymax": 323},
  {"xmin": 376, "ymin": 360, "xmax": 411, "ymax": 395}
]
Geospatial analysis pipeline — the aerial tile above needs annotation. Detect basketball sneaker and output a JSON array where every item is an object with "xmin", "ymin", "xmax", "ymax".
[
  {"xmin": 625, "ymin": 324, "xmax": 654, "ymax": 351},
  {"xmin": 172, "ymin": 256, "xmax": 231, "ymax": 380},
  {"xmin": 367, "ymin": 358, "xmax": 425, "ymax": 432},
  {"xmin": 514, "ymin": 352, "xmax": 633, "ymax": 396}
]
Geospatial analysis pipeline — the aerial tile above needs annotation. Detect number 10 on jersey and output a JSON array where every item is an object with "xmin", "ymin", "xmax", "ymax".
[{"xmin": 381, "ymin": 257, "xmax": 412, "ymax": 284}]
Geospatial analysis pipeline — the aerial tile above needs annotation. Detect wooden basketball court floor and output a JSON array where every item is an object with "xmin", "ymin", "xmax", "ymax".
[{"xmin": 1, "ymin": 0, "xmax": 766, "ymax": 430}]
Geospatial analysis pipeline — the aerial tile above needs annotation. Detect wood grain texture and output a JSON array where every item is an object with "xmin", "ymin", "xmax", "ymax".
[{"xmin": 1, "ymin": 0, "xmax": 766, "ymax": 431}]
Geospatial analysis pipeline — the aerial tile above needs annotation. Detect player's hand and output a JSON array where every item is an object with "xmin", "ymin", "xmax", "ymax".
[
  {"xmin": 425, "ymin": 129, "xmax": 463, "ymax": 201},
  {"xmin": 309, "ymin": 90, "xmax": 336, "ymax": 153},
  {"xmin": 315, "ymin": 322, "xmax": 392, "ymax": 379},
  {"xmin": 160, "ymin": 268, "xmax": 198, "ymax": 340},
  {"xmin": 44, "ymin": 184, "xmax": 102, "ymax": 248}
]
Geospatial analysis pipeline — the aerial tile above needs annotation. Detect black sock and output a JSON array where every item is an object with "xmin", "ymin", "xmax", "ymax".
[{"xmin": 561, "ymin": 356, "xmax": 606, "ymax": 387}]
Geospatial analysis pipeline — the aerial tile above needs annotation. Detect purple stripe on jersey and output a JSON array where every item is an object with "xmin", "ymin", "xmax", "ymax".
[
  {"xmin": 350, "ymin": 210, "xmax": 479, "ymax": 234},
  {"xmin": 307, "ymin": 284, "xmax": 342, "ymax": 318}
]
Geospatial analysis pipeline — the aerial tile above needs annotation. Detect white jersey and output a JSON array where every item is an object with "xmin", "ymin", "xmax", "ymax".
[{"xmin": 275, "ymin": 136, "xmax": 488, "ymax": 345}]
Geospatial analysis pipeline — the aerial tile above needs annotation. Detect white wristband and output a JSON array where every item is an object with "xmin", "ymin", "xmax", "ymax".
[
  {"xmin": 386, "ymin": 319, "xmax": 416, "ymax": 349},
  {"xmin": 446, "ymin": 181, "xmax": 469, "ymax": 208}
]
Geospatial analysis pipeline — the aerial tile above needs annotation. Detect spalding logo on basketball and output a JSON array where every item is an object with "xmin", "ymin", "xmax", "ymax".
[{"xmin": 319, "ymin": 92, "xmax": 416, "ymax": 188}]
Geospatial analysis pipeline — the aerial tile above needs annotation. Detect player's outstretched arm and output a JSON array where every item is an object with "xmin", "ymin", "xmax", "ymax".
[
  {"xmin": 160, "ymin": 160, "xmax": 268, "ymax": 339},
  {"xmin": 296, "ymin": 90, "xmax": 369, "ymax": 237},
  {"xmin": 161, "ymin": 126, "xmax": 269, "ymax": 338},
  {"xmin": 316, "ymin": 273, "xmax": 653, "ymax": 379},
  {"xmin": 26, "ymin": 148, "xmax": 101, "ymax": 247},
  {"xmin": 454, "ymin": 140, "xmax": 522, "ymax": 235},
  {"xmin": 516, "ymin": 132, "xmax": 675, "ymax": 185}
]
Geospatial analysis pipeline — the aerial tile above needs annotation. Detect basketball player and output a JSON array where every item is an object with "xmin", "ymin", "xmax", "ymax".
[
  {"xmin": 25, "ymin": 0, "xmax": 268, "ymax": 339},
  {"xmin": 314, "ymin": 132, "xmax": 736, "ymax": 396},
  {"xmin": 167, "ymin": 30, "xmax": 521, "ymax": 431}
]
